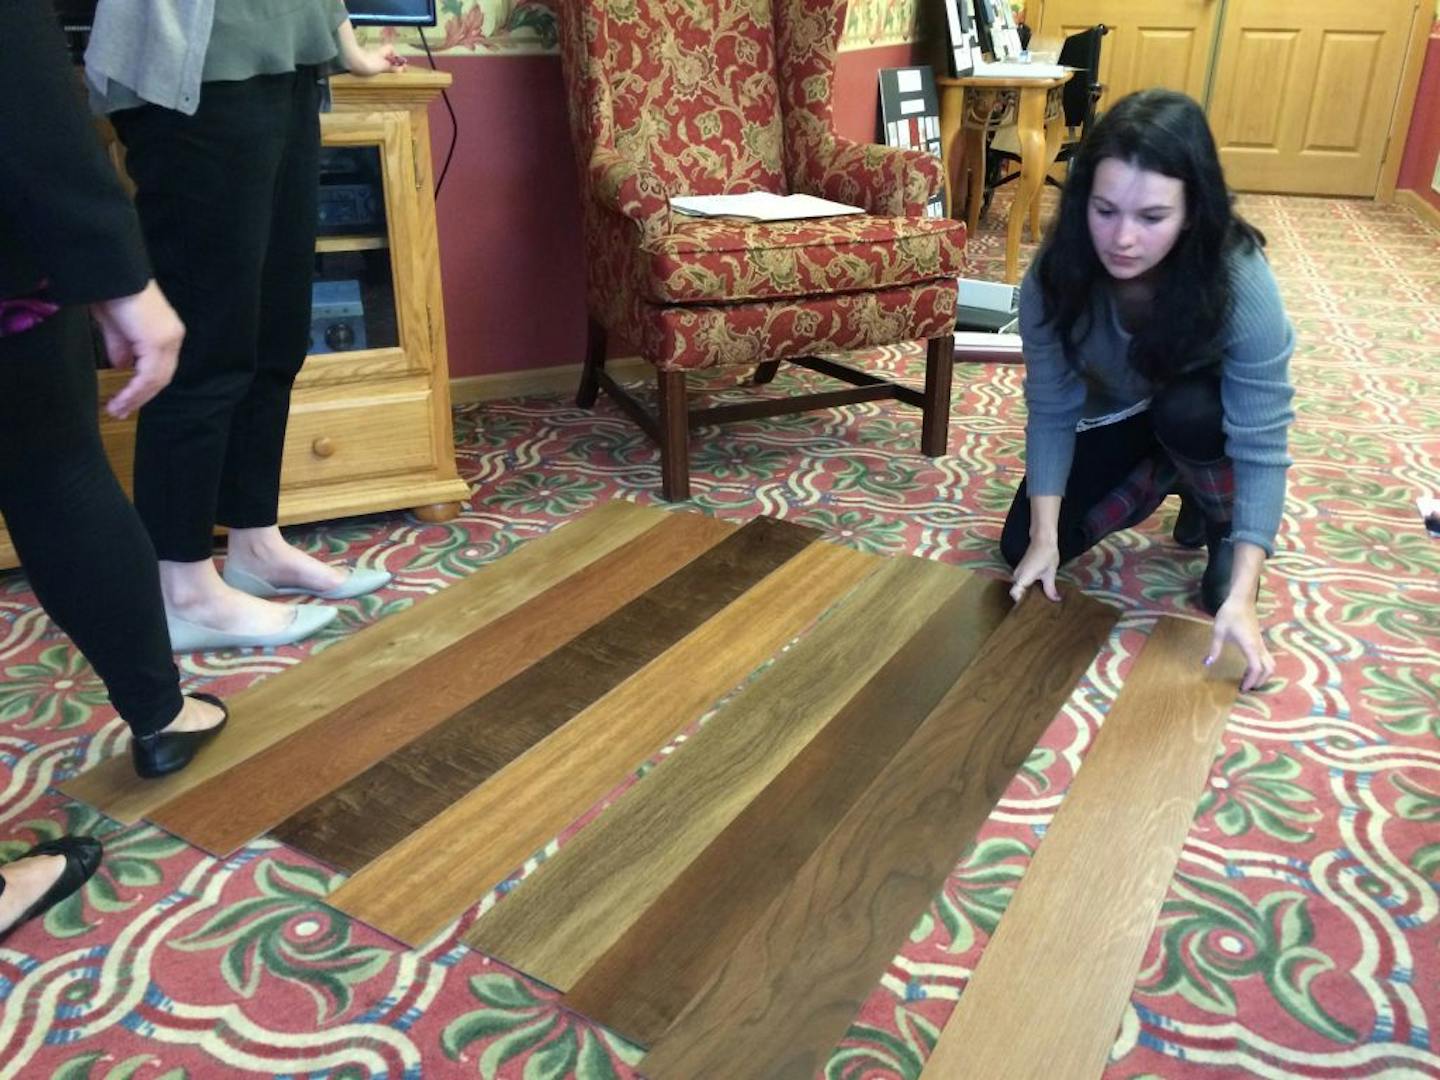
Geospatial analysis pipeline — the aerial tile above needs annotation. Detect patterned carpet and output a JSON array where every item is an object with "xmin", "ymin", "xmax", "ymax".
[{"xmin": 1, "ymin": 193, "xmax": 1437, "ymax": 1079}]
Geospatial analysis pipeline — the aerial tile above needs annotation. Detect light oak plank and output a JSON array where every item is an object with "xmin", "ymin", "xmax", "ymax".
[
  {"xmin": 328, "ymin": 538, "xmax": 880, "ymax": 946},
  {"xmin": 641, "ymin": 589, "xmax": 1119, "ymax": 1080},
  {"xmin": 148, "ymin": 510, "xmax": 737, "ymax": 855},
  {"xmin": 59, "ymin": 499, "xmax": 664, "ymax": 823},
  {"xmin": 919, "ymin": 618, "xmax": 1244, "ymax": 1080},
  {"xmin": 464, "ymin": 555, "xmax": 969, "ymax": 989},
  {"xmin": 566, "ymin": 574, "xmax": 1015, "ymax": 1045}
]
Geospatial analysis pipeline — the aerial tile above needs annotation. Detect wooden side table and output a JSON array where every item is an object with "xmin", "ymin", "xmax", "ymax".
[{"xmin": 938, "ymin": 72, "xmax": 1071, "ymax": 283}]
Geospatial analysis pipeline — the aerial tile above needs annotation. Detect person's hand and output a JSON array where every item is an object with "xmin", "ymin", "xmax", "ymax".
[
  {"xmin": 1206, "ymin": 593, "xmax": 1274, "ymax": 692},
  {"xmin": 1009, "ymin": 538, "xmax": 1061, "ymax": 604},
  {"xmin": 91, "ymin": 280, "xmax": 184, "ymax": 419},
  {"xmin": 345, "ymin": 42, "xmax": 407, "ymax": 77}
]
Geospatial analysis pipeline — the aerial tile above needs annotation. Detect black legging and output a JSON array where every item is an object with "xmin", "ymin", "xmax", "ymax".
[
  {"xmin": 0, "ymin": 308, "xmax": 183, "ymax": 738},
  {"xmin": 1002, "ymin": 372, "xmax": 1228, "ymax": 568},
  {"xmin": 112, "ymin": 69, "xmax": 321, "ymax": 562}
]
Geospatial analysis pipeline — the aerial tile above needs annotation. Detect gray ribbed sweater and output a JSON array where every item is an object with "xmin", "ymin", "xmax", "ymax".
[{"xmin": 1019, "ymin": 244, "xmax": 1295, "ymax": 555}]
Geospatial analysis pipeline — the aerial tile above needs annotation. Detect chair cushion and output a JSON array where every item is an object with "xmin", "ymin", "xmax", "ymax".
[
  {"xmin": 642, "ymin": 214, "xmax": 967, "ymax": 305},
  {"xmin": 641, "ymin": 279, "xmax": 960, "ymax": 371}
]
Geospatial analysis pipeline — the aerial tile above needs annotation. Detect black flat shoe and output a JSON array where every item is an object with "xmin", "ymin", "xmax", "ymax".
[
  {"xmin": 1173, "ymin": 494, "xmax": 1207, "ymax": 549},
  {"xmin": 131, "ymin": 692, "xmax": 229, "ymax": 779},
  {"xmin": 1200, "ymin": 519, "xmax": 1234, "ymax": 616},
  {"xmin": 0, "ymin": 834, "xmax": 103, "ymax": 939}
]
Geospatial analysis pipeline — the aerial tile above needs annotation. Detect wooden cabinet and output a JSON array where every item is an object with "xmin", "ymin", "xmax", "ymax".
[{"xmin": 0, "ymin": 71, "xmax": 469, "ymax": 570}]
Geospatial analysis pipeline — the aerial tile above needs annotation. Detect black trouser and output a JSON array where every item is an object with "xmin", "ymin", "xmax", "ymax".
[
  {"xmin": 0, "ymin": 309, "xmax": 182, "ymax": 738},
  {"xmin": 112, "ymin": 70, "xmax": 321, "ymax": 561},
  {"xmin": 1002, "ymin": 373, "xmax": 1229, "ymax": 568}
]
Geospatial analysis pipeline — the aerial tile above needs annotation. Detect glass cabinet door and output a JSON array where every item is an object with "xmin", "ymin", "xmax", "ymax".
[{"xmin": 310, "ymin": 144, "xmax": 399, "ymax": 357}]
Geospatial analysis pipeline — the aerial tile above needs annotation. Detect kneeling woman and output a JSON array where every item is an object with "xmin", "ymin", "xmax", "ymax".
[{"xmin": 1003, "ymin": 89, "xmax": 1295, "ymax": 691}]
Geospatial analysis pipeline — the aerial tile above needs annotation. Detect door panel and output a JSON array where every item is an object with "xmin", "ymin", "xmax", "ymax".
[
  {"xmin": 1033, "ymin": 1, "xmax": 1219, "ymax": 108},
  {"xmin": 1208, "ymin": 0, "xmax": 1414, "ymax": 195}
]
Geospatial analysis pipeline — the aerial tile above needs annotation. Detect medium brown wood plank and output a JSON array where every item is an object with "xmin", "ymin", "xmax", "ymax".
[
  {"xmin": 566, "ymin": 574, "xmax": 1014, "ymax": 1045},
  {"xmin": 270, "ymin": 516, "xmax": 817, "ymax": 871},
  {"xmin": 148, "ymin": 509, "xmax": 738, "ymax": 855},
  {"xmin": 641, "ymin": 589, "xmax": 1119, "ymax": 1080},
  {"xmin": 464, "ymin": 555, "xmax": 970, "ymax": 990},
  {"xmin": 328, "ymin": 539, "xmax": 879, "ymax": 946},
  {"xmin": 919, "ymin": 618, "xmax": 1244, "ymax": 1080},
  {"xmin": 59, "ymin": 499, "xmax": 664, "ymax": 823}
]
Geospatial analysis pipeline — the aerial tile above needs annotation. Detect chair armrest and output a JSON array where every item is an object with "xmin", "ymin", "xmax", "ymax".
[
  {"xmin": 794, "ymin": 135, "xmax": 942, "ymax": 217},
  {"xmin": 589, "ymin": 148, "xmax": 671, "ymax": 246}
]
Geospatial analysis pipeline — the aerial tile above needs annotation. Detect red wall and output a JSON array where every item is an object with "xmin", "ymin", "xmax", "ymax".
[
  {"xmin": 425, "ymin": 43, "xmax": 915, "ymax": 379},
  {"xmin": 1397, "ymin": 25, "xmax": 1440, "ymax": 214}
]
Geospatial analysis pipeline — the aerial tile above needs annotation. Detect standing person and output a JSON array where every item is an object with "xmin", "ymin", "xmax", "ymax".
[
  {"xmin": 85, "ymin": 1, "xmax": 405, "ymax": 652},
  {"xmin": 1002, "ymin": 89, "xmax": 1295, "ymax": 693},
  {"xmin": 0, "ymin": 0, "xmax": 231, "ymax": 784}
]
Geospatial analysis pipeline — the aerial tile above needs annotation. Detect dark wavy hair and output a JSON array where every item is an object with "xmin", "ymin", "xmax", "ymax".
[{"xmin": 1035, "ymin": 88, "xmax": 1263, "ymax": 382}]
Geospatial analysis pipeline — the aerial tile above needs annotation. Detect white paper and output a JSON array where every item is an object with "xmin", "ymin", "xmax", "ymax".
[
  {"xmin": 669, "ymin": 192, "xmax": 865, "ymax": 222},
  {"xmin": 969, "ymin": 61, "xmax": 1071, "ymax": 79},
  {"xmin": 900, "ymin": 98, "xmax": 926, "ymax": 116},
  {"xmin": 897, "ymin": 69, "xmax": 924, "ymax": 94}
]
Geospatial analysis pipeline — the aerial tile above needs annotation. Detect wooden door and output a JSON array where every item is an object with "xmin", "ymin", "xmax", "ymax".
[
  {"xmin": 1028, "ymin": 0, "xmax": 1220, "ymax": 109},
  {"xmin": 1208, "ymin": 0, "xmax": 1418, "ymax": 195}
]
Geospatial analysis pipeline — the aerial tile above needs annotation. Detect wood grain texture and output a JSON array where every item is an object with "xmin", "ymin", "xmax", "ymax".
[
  {"xmin": 464, "ymin": 556, "xmax": 969, "ymax": 990},
  {"xmin": 327, "ymin": 538, "xmax": 879, "ymax": 946},
  {"xmin": 59, "ymin": 499, "xmax": 664, "ymax": 823},
  {"xmin": 919, "ymin": 618, "xmax": 1245, "ymax": 1080},
  {"xmin": 566, "ymin": 574, "xmax": 1015, "ymax": 1046},
  {"xmin": 641, "ymin": 589, "xmax": 1120, "ymax": 1080},
  {"xmin": 270, "ymin": 516, "xmax": 816, "ymax": 872},
  {"xmin": 148, "ymin": 509, "xmax": 737, "ymax": 856}
]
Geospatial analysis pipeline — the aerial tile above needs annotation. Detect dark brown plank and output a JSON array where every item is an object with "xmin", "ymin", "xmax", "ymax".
[
  {"xmin": 147, "ymin": 508, "xmax": 731, "ymax": 855},
  {"xmin": 271, "ymin": 516, "xmax": 819, "ymax": 873},
  {"xmin": 565, "ymin": 573, "xmax": 1014, "ymax": 1045},
  {"xmin": 641, "ymin": 589, "xmax": 1119, "ymax": 1080}
]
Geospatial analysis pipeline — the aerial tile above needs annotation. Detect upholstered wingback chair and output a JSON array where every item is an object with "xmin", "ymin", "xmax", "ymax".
[{"xmin": 560, "ymin": 0, "xmax": 968, "ymax": 500}]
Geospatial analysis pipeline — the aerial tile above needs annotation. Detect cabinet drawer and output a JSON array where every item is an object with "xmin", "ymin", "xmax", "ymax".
[{"xmin": 282, "ymin": 393, "xmax": 436, "ymax": 489}]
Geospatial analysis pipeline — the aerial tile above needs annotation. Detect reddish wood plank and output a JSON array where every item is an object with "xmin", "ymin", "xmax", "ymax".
[{"xmin": 148, "ymin": 510, "xmax": 736, "ymax": 854}]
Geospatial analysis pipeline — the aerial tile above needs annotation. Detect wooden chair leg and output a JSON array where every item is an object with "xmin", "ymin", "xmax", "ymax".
[
  {"xmin": 657, "ymin": 369, "xmax": 691, "ymax": 501},
  {"xmin": 576, "ymin": 317, "xmax": 607, "ymax": 407},
  {"xmin": 752, "ymin": 360, "xmax": 781, "ymax": 385},
  {"xmin": 921, "ymin": 334, "xmax": 955, "ymax": 457}
]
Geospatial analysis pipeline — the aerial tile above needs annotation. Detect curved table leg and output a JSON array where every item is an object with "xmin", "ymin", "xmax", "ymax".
[
  {"xmin": 1006, "ymin": 86, "xmax": 1048, "ymax": 283},
  {"xmin": 965, "ymin": 125, "xmax": 986, "ymax": 237},
  {"xmin": 939, "ymin": 84, "xmax": 964, "ymax": 220}
]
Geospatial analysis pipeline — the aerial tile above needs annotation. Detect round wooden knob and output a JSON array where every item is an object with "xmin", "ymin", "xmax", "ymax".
[{"xmin": 311, "ymin": 436, "xmax": 336, "ymax": 459}]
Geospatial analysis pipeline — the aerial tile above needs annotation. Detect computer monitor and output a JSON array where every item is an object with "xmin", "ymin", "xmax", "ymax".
[{"xmin": 346, "ymin": 0, "xmax": 438, "ymax": 27}]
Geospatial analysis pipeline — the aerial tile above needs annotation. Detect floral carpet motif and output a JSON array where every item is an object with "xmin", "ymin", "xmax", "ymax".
[{"xmin": 1, "ymin": 194, "xmax": 1437, "ymax": 1078}]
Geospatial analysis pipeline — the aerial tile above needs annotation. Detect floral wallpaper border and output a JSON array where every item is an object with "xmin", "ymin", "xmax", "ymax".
[{"xmin": 363, "ymin": 0, "xmax": 922, "ymax": 57}]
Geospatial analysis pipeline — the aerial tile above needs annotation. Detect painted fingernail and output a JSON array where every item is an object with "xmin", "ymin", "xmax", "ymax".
[{"xmin": 1203, "ymin": 656, "xmax": 1214, "ymax": 666}]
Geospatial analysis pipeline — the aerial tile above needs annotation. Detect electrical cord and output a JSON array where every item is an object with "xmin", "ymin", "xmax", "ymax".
[{"xmin": 418, "ymin": 27, "xmax": 459, "ymax": 198}]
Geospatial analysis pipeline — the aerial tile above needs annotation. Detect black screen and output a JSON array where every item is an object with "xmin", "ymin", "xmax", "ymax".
[{"xmin": 346, "ymin": 0, "xmax": 437, "ymax": 26}]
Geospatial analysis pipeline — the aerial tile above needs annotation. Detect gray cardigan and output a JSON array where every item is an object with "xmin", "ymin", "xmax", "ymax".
[
  {"xmin": 1019, "ymin": 244, "xmax": 1296, "ymax": 555},
  {"xmin": 84, "ymin": 0, "xmax": 216, "ymax": 116}
]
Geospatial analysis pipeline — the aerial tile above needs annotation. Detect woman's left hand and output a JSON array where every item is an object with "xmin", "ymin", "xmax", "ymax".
[{"xmin": 1206, "ymin": 594, "xmax": 1274, "ymax": 692}]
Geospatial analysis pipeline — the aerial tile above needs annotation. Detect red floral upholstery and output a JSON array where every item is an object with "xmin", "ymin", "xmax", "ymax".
[
  {"xmin": 646, "ymin": 215, "xmax": 966, "ymax": 305},
  {"xmin": 557, "ymin": 0, "xmax": 966, "ymax": 498}
]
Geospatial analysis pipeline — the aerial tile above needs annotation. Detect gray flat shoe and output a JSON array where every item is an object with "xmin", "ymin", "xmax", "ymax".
[
  {"xmin": 222, "ymin": 563, "xmax": 392, "ymax": 601},
  {"xmin": 166, "ymin": 604, "xmax": 339, "ymax": 653}
]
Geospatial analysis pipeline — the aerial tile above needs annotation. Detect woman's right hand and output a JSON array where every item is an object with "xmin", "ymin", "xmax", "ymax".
[
  {"xmin": 1009, "ymin": 539, "xmax": 1061, "ymax": 603},
  {"xmin": 92, "ymin": 280, "xmax": 185, "ymax": 419}
]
